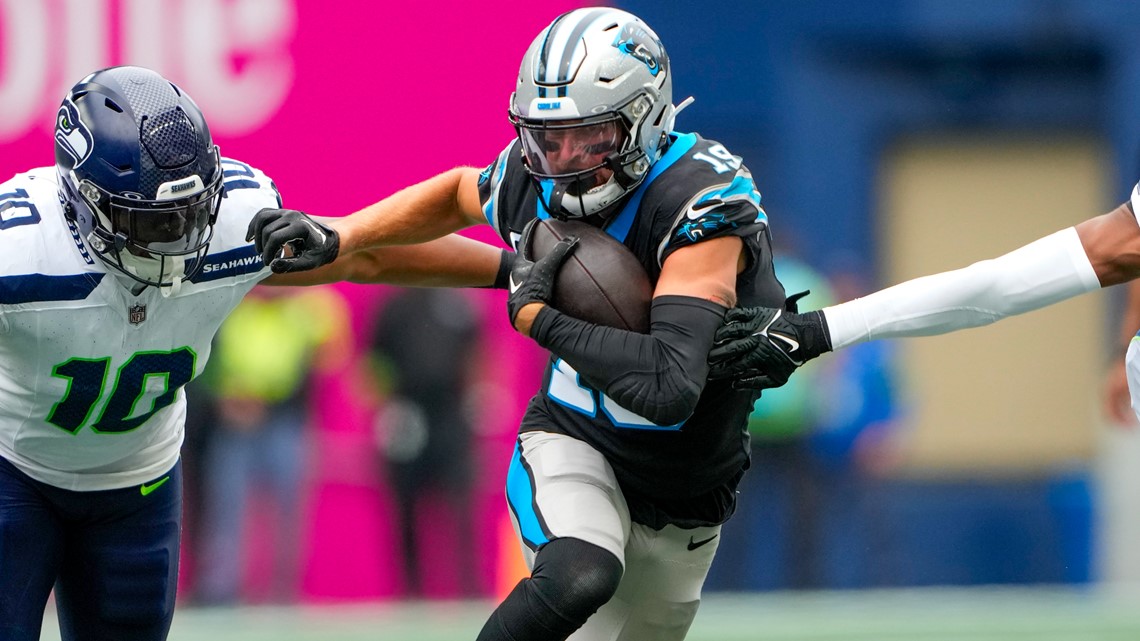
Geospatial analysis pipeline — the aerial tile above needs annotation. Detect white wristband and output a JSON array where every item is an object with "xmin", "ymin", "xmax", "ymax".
[{"xmin": 823, "ymin": 227, "xmax": 1101, "ymax": 349}]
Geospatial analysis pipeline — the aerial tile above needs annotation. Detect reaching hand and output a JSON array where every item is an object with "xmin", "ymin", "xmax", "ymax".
[
  {"xmin": 707, "ymin": 307, "xmax": 832, "ymax": 390},
  {"xmin": 507, "ymin": 221, "xmax": 578, "ymax": 333},
  {"xmin": 246, "ymin": 208, "xmax": 340, "ymax": 273}
]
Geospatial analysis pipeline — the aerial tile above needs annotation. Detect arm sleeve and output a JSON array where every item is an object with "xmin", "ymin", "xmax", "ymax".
[
  {"xmin": 530, "ymin": 295, "xmax": 727, "ymax": 426},
  {"xmin": 823, "ymin": 227, "xmax": 1101, "ymax": 349}
]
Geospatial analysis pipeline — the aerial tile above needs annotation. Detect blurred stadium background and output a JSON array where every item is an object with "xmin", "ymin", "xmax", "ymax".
[{"xmin": 6, "ymin": 0, "xmax": 1140, "ymax": 638}]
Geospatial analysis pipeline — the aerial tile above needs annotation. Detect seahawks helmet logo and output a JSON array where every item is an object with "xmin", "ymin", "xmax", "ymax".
[
  {"xmin": 613, "ymin": 24, "xmax": 664, "ymax": 77},
  {"xmin": 55, "ymin": 100, "xmax": 93, "ymax": 168}
]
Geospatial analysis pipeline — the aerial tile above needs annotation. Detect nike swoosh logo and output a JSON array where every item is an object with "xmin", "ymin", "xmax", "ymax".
[
  {"xmin": 509, "ymin": 274, "xmax": 522, "ymax": 294},
  {"xmin": 140, "ymin": 476, "xmax": 170, "ymax": 496},
  {"xmin": 686, "ymin": 201, "xmax": 722, "ymax": 219},
  {"xmin": 769, "ymin": 332, "xmax": 799, "ymax": 353},
  {"xmin": 687, "ymin": 534, "xmax": 718, "ymax": 551}
]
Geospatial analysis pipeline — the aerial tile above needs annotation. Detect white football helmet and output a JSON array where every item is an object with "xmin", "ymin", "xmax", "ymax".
[{"xmin": 509, "ymin": 8, "xmax": 680, "ymax": 220}]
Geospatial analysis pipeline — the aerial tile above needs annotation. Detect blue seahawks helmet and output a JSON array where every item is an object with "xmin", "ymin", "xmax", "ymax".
[
  {"xmin": 55, "ymin": 66, "xmax": 222, "ymax": 292},
  {"xmin": 510, "ymin": 8, "xmax": 678, "ymax": 221}
]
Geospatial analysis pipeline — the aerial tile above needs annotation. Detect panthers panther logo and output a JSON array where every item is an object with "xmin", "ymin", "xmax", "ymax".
[
  {"xmin": 674, "ymin": 213, "xmax": 740, "ymax": 243},
  {"xmin": 613, "ymin": 24, "xmax": 665, "ymax": 77},
  {"xmin": 55, "ymin": 100, "xmax": 93, "ymax": 168}
]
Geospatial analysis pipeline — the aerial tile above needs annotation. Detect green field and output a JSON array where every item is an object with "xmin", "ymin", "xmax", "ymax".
[{"xmin": 39, "ymin": 586, "xmax": 1140, "ymax": 640}]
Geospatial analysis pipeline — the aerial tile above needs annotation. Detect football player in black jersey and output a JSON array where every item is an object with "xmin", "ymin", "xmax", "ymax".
[{"xmin": 248, "ymin": 7, "xmax": 787, "ymax": 641}]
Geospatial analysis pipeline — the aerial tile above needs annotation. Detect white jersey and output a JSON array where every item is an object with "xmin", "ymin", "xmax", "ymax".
[{"xmin": 0, "ymin": 160, "xmax": 276, "ymax": 490}]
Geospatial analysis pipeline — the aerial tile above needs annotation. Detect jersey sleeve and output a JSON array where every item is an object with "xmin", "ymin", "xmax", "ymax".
[
  {"xmin": 477, "ymin": 141, "xmax": 520, "ymax": 243},
  {"xmin": 665, "ymin": 164, "xmax": 770, "ymax": 254},
  {"xmin": 188, "ymin": 158, "xmax": 281, "ymax": 286},
  {"xmin": 477, "ymin": 140, "xmax": 539, "ymax": 248},
  {"xmin": 219, "ymin": 157, "xmax": 281, "ymax": 211},
  {"xmin": 665, "ymin": 168, "xmax": 766, "ymax": 253}
]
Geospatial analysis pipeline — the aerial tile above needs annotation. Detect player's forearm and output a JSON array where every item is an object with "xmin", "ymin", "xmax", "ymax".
[
  {"xmin": 821, "ymin": 227, "xmax": 1101, "ymax": 349},
  {"xmin": 343, "ymin": 234, "xmax": 505, "ymax": 287},
  {"xmin": 531, "ymin": 295, "xmax": 726, "ymax": 426},
  {"xmin": 1073, "ymin": 204, "xmax": 1140, "ymax": 288},
  {"xmin": 332, "ymin": 168, "xmax": 485, "ymax": 252}
]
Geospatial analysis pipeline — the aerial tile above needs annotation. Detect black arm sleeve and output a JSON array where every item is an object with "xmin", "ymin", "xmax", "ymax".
[
  {"xmin": 530, "ymin": 295, "xmax": 727, "ymax": 426},
  {"xmin": 476, "ymin": 249, "xmax": 515, "ymax": 289}
]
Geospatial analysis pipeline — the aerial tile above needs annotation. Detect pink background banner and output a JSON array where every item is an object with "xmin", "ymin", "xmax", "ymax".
[{"xmin": 0, "ymin": 0, "xmax": 582, "ymax": 600}]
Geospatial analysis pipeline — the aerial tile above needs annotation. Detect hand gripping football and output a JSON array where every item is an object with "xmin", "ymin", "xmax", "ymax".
[{"xmin": 522, "ymin": 218, "xmax": 652, "ymax": 333}]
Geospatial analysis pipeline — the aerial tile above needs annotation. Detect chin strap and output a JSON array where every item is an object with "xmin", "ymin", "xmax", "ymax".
[
  {"xmin": 159, "ymin": 277, "xmax": 182, "ymax": 298},
  {"xmin": 157, "ymin": 256, "xmax": 186, "ymax": 298}
]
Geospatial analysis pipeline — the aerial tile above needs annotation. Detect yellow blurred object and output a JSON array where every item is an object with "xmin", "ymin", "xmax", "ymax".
[{"xmin": 209, "ymin": 286, "xmax": 350, "ymax": 402}]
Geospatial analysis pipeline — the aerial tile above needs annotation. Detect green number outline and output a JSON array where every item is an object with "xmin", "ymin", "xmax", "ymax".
[{"xmin": 47, "ymin": 347, "xmax": 198, "ymax": 434}]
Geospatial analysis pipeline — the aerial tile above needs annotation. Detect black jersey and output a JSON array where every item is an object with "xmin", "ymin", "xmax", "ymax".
[{"xmin": 478, "ymin": 133, "xmax": 786, "ymax": 529}]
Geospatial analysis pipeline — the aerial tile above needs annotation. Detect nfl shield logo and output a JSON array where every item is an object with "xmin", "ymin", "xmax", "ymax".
[{"xmin": 129, "ymin": 304, "xmax": 147, "ymax": 325}]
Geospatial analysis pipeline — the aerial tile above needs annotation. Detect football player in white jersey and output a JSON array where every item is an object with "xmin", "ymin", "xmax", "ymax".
[
  {"xmin": 704, "ymin": 182, "xmax": 1140, "ymax": 408},
  {"xmin": 0, "ymin": 66, "xmax": 505, "ymax": 641}
]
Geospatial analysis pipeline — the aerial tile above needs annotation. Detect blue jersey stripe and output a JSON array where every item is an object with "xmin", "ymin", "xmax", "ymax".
[
  {"xmin": 506, "ymin": 440, "xmax": 550, "ymax": 550},
  {"xmin": 604, "ymin": 133, "xmax": 698, "ymax": 244},
  {"xmin": 188, "ymin": 245, "xmax": 264, "ymax": 283},
  {"xmin": 0, "ymin": 273, "xmax": 103, "ymax": 304}
]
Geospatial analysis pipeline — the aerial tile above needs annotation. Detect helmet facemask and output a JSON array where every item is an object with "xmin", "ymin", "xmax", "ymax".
[
  {"xmin": 512, "ymin": 92, "xmax": 666, "ymax": 221},
  {"xmin": 512, "ymin": 110, "xmax": 629, "ymax": 219},
  {"xmin": 67, "ymin": 148, "xmax": 222, "ymax": 296}
]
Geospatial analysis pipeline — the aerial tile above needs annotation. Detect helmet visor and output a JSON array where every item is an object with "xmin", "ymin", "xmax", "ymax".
[
  {"xmin": 79, "ymin": 176, "xmax": 221, "ymax": 257},
  {"xmin": 514, "ymin": 116, "xmax": 627, "ymax": 180},
  {"xmin": 111, "ymin": 191, "xmax": 217, "ymax": 252}
]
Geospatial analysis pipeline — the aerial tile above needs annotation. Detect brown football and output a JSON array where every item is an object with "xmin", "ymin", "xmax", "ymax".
[{"xmin": 523, "ymin": 218, "xmax": 652, "ymax": 333}]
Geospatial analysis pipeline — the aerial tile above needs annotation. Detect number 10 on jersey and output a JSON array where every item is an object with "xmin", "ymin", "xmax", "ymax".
[{"xmin": 47, "ymin": 348, "xmax": 197, "ymax": 434}]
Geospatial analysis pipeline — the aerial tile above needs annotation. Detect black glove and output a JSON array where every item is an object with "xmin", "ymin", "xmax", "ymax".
[
  {"xmin": 507, "ymin": 220, "xmax": 578, "ymax": 327},
  {"xmin": 707, "ymin": 307, "xmax": 832, "ymax": 390},
  {"xmin": 246, "ymin": 208, "xmax": 340, "ymax": 274}
]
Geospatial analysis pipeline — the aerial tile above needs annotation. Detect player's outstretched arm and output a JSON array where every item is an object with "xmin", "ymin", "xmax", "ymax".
[
  {"xmin": 265, "ymin": 233, "xmax": 511, "ymax": 288},
  {"xmin": 710, "ymin": 201, "xmax": 1140, "ymax": 389},
  {"xmin": 249, "ymin": 167, "xmax": 488, "ymax": 272},
  {"xmin": 335, "ymin": 166, "xmax": 489, "ymax": 249}
]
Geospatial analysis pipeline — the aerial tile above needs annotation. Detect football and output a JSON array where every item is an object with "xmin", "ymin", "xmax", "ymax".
[{"xmin": 523, "ymin": 218, "xmax": 653, "ymax": 333}]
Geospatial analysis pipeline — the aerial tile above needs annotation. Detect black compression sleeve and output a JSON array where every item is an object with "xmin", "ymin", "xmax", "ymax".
[{"xmin": 530, "ymin": 295, "xmax": 727, "ymax": 426}]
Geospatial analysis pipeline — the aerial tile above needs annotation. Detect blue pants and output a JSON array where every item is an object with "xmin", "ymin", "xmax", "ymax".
[{"xmin": 0, "ymin": 456, "xmax": 182, "ymax": 641}]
